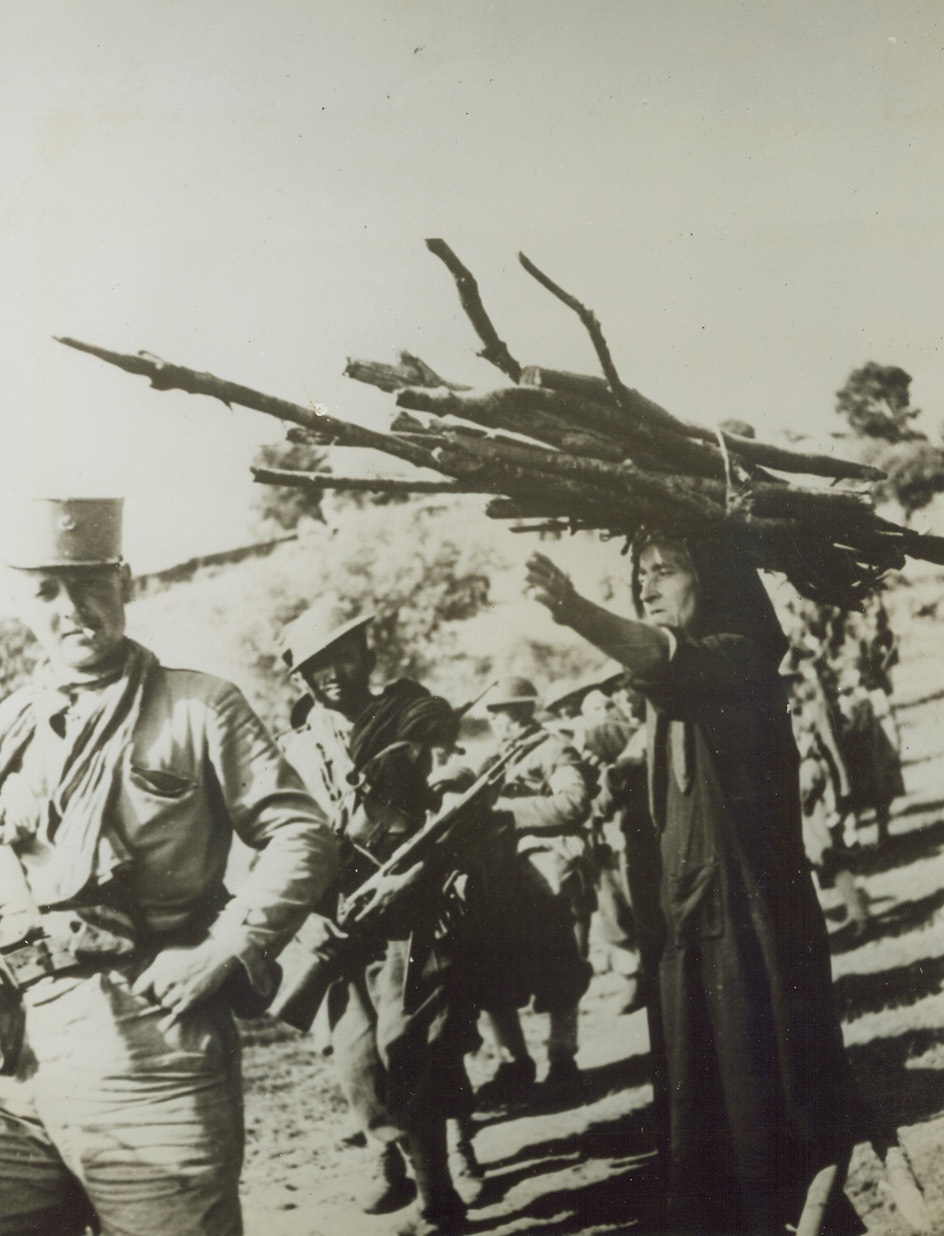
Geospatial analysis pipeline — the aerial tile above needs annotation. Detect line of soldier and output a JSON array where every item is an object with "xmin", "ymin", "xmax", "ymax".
[
  {"xmin": 272, "ymin": 598, "xmax": 659, "ymax": 1233},
  {"xmin": 782, "ymin": 594, "xmax": 906, "ymax": 939},
  {"xmin": 270, "ymin": 548, "xmax": 918, "ymax": 1236},
  {"xmin": 784, "ymin": 594, "xmax": 904, "ymax": 846}
]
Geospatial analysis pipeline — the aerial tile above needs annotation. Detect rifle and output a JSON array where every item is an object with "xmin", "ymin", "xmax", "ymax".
[
  {"xmin": 271, "ymin": 731, "xmax": 543, "ymax": 1032},
  {"xmin": 454, "ymin": 679, "xmax": 497, "ymax": 720}
]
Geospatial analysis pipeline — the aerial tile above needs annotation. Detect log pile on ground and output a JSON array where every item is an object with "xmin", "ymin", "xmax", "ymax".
[{"xmin": 56, "ymin": 240, "xmax": 944, "ymax": 608}]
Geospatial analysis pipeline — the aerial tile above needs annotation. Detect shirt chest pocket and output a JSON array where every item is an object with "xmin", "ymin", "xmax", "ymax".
[
  {"xmin": 120, "ymin": 764, "xmax": 199, "ymax": 846},
  {"xmin": 128, "ymin": 765, "xmax": 195, "ymax": 798}
]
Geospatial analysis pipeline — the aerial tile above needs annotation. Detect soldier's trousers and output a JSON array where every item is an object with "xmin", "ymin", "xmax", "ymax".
[
  {"xmin": 327, "ymin": 934, "xmax": 475, "ymax": 1142},
  {"xmin": 0, "ymin": 968, "xmax": 243, "ymax": 1236}
]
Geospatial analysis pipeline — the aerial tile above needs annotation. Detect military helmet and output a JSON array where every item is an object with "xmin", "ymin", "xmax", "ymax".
[
  {"xmin": 279, "ymin": 598, "xmax": 374, "ymax": 674},
  {"xmin": 484, "ymin": 676, "xmax": 540, "ymax": 711},
  {"xmin": 544, "ymin": 661, "xmax": 626, "ymax": 716},
  {"xmin": 544, "ymin": 677, "xmax": 594, "ymax": 717}
]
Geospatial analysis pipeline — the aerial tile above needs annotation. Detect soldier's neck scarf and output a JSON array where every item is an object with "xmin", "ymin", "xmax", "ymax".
[
  {"xmin": 349, "ymin": 679, "xmax": 458, "ymax": 820},
  {"xmin": 0, "ymin": 639, "xmax": 157, "ymax": 906}
]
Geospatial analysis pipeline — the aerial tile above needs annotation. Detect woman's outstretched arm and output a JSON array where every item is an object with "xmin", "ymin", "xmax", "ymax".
[{"xmin": 525, "ymin": 552, "xmax": 669, "ymax": 680}]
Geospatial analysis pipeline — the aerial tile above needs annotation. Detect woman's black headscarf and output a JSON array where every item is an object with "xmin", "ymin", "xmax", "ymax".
[{"xmin": 630, "ymin": 530, "xmax": 789, "ymax": 666}]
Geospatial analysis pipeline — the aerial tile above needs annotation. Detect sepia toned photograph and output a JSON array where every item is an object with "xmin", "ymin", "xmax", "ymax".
[{"xmin": 1, "ymin": 3, "xmax": 943, "ymax": 1233}]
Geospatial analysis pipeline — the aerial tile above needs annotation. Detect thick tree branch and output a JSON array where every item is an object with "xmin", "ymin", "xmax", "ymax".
[
  {"xmin": 251, "ymin": 467, "xmax": 485, "ymax": 494},
  {"xmin": 426, "ymin": 239, "xmax": 522, "ymax": 381}
]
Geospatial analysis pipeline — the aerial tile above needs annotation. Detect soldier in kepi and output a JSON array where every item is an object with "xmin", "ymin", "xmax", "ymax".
[
  {"xmin": 0, "ymin": 498, "xmax": 339, "ymax": 1236},
  {"xmin": 476, "ymin": 677, "xmax": 595, "ymax": 1106},
  {"xmin": 277, "ymin": 599, "xmax": 480, "ymax": 1236}
]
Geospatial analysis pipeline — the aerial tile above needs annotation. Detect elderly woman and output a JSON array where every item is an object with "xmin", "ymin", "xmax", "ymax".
[{"xmin": 526, "ymin": 536, "xmax": 864, "ymax": 1236}]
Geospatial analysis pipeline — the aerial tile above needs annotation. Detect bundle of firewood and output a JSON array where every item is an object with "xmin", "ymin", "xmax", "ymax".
[{"xmin": 56, "ymin": 240, "xmax": 944, "ymax": 608}]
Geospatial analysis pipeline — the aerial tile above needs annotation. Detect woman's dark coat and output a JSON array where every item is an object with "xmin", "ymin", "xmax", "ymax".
[{"xmin": 629, "ymin": 541, "xmax": 864, "ymax": 1234}]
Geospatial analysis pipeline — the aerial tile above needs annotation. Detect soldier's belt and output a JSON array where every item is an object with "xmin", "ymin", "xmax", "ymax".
[
  {"xmin": 1, "ymin": 937, "xmax": 85, "ymax": 989},
  {"xmin": 518, "ymin": 825, "xmax": 587, "ymax": 839},
  {"xmin": 500, "ymin": 785, "xmax": 537, "ymax": 799}
]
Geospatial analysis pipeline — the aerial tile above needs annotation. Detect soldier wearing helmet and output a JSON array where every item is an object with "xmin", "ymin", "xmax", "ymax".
[
  {"xmin": 278, "ymin": 601, "xmax": 378, "ymax": 831},
  {"xmin": 277, "ymin": 598, "xmax": 478, "ymax": 1236},
  {"xmin": 476, "ymin": 676, "xmax": 595, "ymax": 1106}
]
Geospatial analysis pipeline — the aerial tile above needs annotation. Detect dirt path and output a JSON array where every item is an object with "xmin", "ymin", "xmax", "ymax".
[{"xmin": 239, "ymin": 602, "xmax": 944, "ymax": 1235}]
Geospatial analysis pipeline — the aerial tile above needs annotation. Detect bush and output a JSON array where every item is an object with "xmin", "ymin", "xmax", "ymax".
[{"xmin": 0, "ymin": 617, "xmax": 39, "ymax": 701}]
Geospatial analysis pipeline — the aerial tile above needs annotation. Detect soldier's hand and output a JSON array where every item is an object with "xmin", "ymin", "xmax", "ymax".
[
  {"xmin": 0, "ymin": 773, "xmax": 43, "ymax": 846},
  {"xmin": 0, "ymin": 846, "xmax": 42, "ymax": 947},
  {"xmin": 525, "ymin": 552, "xmax": 577, "ymax": 623},
  {"xmin": 427, "ymin": 758, "xmax": 475, "ymax": 797},
  {"xmin": 132, "ymin": 939, "xmax": 241, "ymax": 1028},
  {"xmin": 345, "ymin": 860, "xmax": 426, "ymax": 924}
]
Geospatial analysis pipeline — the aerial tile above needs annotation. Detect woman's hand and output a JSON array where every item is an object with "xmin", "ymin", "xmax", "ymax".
[{"xmin": 525, "ymin": 552, "xmax": 578, "ymax": 624}]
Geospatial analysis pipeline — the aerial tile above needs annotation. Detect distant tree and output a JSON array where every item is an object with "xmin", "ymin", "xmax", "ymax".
[
  {"xmin": 284, "ymin": 501, "xmax": 491, "ymax": 683},
  {"xmin": 233, "ymin": 499, "xmax": 496, "ymax": 729},
  {"xmin": 124, "ymin": 495, "xmax": 645, "ymax": 736},
  {"xmin": 874, "ymin": 439, "xmax": 944, "ymax": 520},
  {"xmin": 0, "ymin": 617, "xmax": 39, "ymax": 700},
  {"xmin": 835, "ymin": 362, "xmax": 923, "ymax": 443},
  {"xmin": 835, "ymin": 362, "xmax": 944, "ymax": 519},
  {"xmin": 251, "ymin": 439, "xmax": 326, "ymax": 531},
  {"xmin": 251, "ymin": 436, "xmax": 420, "ymax": 535}
]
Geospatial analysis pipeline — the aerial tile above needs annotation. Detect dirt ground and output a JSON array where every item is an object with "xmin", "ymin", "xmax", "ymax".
[{"xmin": 237, "ymin": 601, "xmax": 944, "ymax": 1236}]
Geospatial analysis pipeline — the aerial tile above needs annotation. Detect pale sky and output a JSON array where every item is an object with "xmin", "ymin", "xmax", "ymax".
[{"xmin": 1, "ymin": 1, "xmax": 942, "ymax": 570}]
